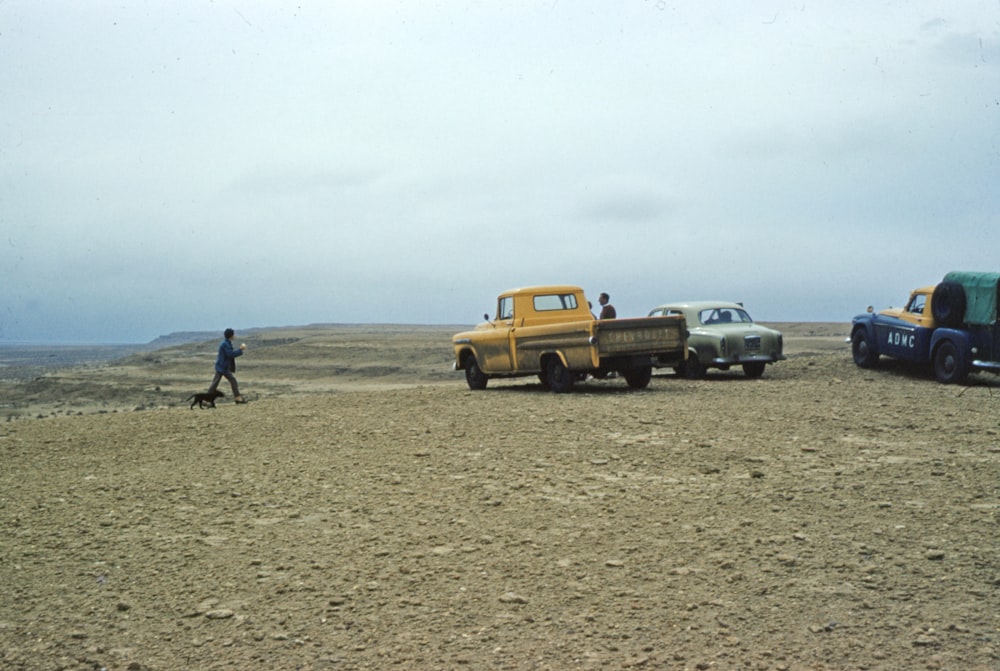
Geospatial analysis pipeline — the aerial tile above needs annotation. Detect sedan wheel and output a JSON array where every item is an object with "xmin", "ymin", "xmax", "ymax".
[{"xmin": 681, "ymin": 352, "xmax": 704, "ymax": 380}]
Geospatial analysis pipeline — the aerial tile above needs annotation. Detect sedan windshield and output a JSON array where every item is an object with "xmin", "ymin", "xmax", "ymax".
[{"xmin": 699, "ymin": 307, "xmax": 753, "ymax": 325}]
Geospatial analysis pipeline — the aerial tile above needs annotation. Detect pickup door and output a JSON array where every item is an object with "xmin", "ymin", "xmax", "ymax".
[
  {"xmin": 472, "ymin": 320, "xmax": 515, "ymax": 372},
  {"xmin": 512, "ymin": 321, "xmax": 597, "ymax": 372}
]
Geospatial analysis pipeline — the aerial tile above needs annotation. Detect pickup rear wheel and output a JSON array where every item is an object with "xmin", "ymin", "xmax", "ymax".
[
  {"xmin": 546, "ymin": 357, "xmax": 574, "ymax": 393},
  {"xmin": 464, "ymin": 354, "xmax": 488, "ymax": 390},
  {"xmin": 851, "ymin": 329, "xmax": 879, "ymax": 368},
  {"xmin": 623, "ymin": 365, "xmax": 652, "ymax": 389},
  {"xmin": 933, "ymin": 340, "xmax": 968, "ymax": 384}
]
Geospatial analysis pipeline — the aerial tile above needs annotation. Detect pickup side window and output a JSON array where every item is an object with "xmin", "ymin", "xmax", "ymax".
[
  {"xmin": 534, "ymin": 293, "xmax": 579, "ymax": 312},
  {"xmin": 907, "ymin": 293, "xmax": 926, "ymax": 315},
  {"xmin": 498, "ymin": 296, "xmax": 514, "ymax": 320}
]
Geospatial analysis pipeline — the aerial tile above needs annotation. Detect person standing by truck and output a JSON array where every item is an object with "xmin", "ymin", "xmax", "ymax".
[{"xmin": 598, "ymin": 292, "xmax": 617, "ymax": 319}]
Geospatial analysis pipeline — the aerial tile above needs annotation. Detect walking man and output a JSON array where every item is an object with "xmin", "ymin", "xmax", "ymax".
[{"xmin": 208, "ymin": 328, "xmax": 247, "ymax": 403}]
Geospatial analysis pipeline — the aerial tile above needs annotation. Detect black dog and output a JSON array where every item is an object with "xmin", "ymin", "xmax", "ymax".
[{"xmin": 185, "ymin": 390, "xmax": 224, "ymax": 409}]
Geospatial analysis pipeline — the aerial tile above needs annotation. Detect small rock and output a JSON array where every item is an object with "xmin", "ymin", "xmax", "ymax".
[
  {"xmin": 205, "ymin": 609, "xmax": 235, "ymax": 619},
  {"xmin": 925, "ymin": 550, "xmax": 945, "ymax": 561},
  {"xmin": 499, "ymin": 592, "xmax": 528, "ymax": 604}
]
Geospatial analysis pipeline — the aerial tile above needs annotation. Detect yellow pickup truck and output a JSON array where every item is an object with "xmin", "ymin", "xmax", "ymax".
[{"xmin": 452, "ymin": 285, "xmax": 688, "ymax": 392}]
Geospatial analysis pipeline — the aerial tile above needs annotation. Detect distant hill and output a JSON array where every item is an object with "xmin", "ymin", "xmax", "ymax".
[
  {"xmin": 143, "ymin": 324, "xmax": 358, "ymax": 349},
  {"xmin": 144, "ymin": 331, "xmax": 218, "ymax": 348}
]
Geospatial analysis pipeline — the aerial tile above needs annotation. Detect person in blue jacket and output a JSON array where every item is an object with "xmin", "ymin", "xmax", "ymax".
[{"xmin": 207, "ymin": 328, "xmax": 247, "ymax": 403}]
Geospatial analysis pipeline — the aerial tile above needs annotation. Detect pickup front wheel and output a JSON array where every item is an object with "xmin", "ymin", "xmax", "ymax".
[
  {"xmin": 546, "ymin": 357, "xmax": 575, "ymax": 393},
  {"xmin": 464, "ymin": 355, "xmax": 489, "ymax": 390}
]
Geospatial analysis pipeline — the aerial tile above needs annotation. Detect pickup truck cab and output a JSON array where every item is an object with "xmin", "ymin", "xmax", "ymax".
[
  {"xmin": 850, "ymin": 271, "xmax": 1000, "ymax": 384},
  {"xmin": 453, "ymin": 285, "xmax": 687, "ymax": 392}
]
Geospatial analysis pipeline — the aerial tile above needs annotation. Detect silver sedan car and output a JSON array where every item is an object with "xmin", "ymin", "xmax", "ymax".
[{"xmin": 648, "ymin": 301, "xmax": 786, "ymax": 379}]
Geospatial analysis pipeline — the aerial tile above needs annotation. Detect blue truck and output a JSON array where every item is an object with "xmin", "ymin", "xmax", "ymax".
[{"xmin": 849, "ymin": 271, "xmax": 1000, "ymax": 384}]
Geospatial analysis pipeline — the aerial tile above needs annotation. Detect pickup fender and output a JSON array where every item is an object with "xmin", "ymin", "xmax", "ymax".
[{"xmin": 537, "ymin": 350, "xmax": 571, "ymax": 371}]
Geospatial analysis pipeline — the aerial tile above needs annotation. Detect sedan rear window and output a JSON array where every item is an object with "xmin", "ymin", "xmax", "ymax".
[{"xmin": 700, "ymin": 308, "xmax": 753, "ymax": 325}]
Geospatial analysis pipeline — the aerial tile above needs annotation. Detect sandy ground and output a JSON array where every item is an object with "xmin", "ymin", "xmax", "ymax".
[{"xmin": 0, "ymin": 323, "xmax": 998, "ymax": 670}]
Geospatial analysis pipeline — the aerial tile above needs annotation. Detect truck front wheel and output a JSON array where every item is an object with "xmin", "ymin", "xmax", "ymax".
[
  {"xmin": 464, "ymin": 355, "xmax": 489, "ymax": 390},
  {"xmin": 546, "ymin": 357, "xmax": 575, "ymax": 393},
  {"xmin": 623, "ymin": 365, "xmax": 652, "ymax": 389},
  {"xmin": 851, "ymin": 329, "xmax": 879, "ymax": 368},
  {"xmin": 933, "ymin": 341, "xmax": 968, "ymax": 384}
]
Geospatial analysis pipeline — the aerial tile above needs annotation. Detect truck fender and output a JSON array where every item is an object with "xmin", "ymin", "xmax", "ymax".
[
  {"xmin": 539, "ymin": 350, "xmax": 570, "ymax": 371},
  {"xmin": 929, "ymin": 328, "xmax": 972, "ymax": 356},
  {"xmin": 455, "ymin": 345, "xmax": 477, "ymax": 370},
  {"xmin": 850, "ymin": 319, "xmax": 878, "ymax": 350},
  {"xmin": 848, "ymin": 318, "xmax": 881, "ymax": 368}
]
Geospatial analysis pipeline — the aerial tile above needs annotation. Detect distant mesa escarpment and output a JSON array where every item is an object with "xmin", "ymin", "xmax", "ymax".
[
  {"xmin": 145, "ymin": 331, "xmax": 219, "ymax": 348},
  {"xmin": 146, "ymin": 327, "xmax": 278, "ymax": 348}
]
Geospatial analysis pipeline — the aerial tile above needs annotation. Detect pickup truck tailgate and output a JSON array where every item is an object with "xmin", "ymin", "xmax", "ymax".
[{"xmin": 594, "ymin": 317, "xmax": 686, "ymax": 355}]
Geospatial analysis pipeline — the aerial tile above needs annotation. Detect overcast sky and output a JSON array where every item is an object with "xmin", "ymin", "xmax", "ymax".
[{"xmin": 2, "ymin": 1, "xmax": 998, "ymax": 343}]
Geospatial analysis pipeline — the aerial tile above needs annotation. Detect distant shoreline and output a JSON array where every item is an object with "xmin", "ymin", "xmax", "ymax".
[
  {"xmin": 0, "ymin": 320, "xmax": 846, "ymax": 349},
  {"xmin": 0, "ymin": 322, "xmax": 849, "ymax": 379}
]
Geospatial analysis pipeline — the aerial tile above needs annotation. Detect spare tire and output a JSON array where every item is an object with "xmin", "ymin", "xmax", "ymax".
[{"xmin": 931, "ymin": 281, "xmax": 966, "ymax": 328}]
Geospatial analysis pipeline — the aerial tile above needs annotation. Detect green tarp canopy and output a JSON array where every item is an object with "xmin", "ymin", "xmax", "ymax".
[{"xmin": 943, "ymin": 271, "xmax": 1000, "ymax": 326}]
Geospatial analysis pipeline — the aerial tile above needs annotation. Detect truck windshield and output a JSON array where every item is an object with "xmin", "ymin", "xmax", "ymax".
[
  {"xmin": 498, "ymin": 296, "xmax": 514, "ymax": 320},
  {"xmin": 534, "ymin": 293, "xmax": 579, "ymax": 312}
]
